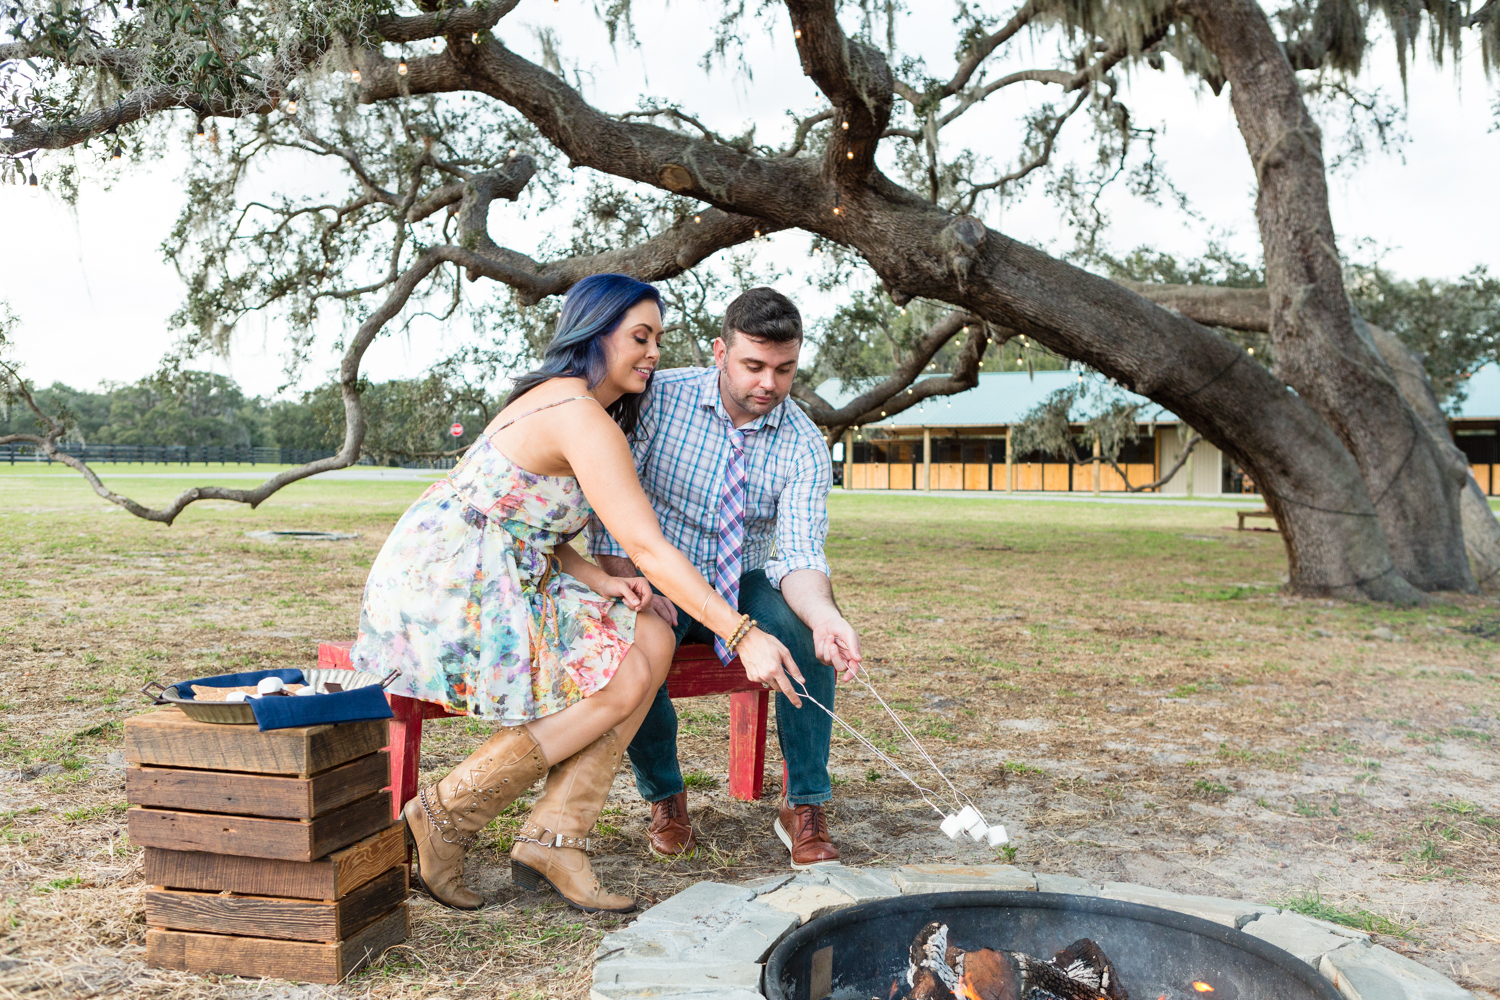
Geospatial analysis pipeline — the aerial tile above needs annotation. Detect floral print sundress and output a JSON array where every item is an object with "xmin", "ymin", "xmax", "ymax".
[{"xmin": 351, "ymin": 396, "xmax": 637, "ymax": 723}]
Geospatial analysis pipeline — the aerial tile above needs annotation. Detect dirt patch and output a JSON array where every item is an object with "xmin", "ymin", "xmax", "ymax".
[{"xmin": 0, "ymin": 478, "xmax": 1496, "ymax": 998}]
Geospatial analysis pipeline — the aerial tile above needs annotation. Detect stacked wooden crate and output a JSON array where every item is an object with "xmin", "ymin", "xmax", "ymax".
[{"xmin": 124, "ymin": 708, "xmax": 408, "ymax": 984}]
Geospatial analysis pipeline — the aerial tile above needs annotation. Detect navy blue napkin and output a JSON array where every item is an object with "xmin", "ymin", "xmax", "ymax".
[{"xmin": 248, "ymin": 685, "xmax": 393, "ymax": 731}]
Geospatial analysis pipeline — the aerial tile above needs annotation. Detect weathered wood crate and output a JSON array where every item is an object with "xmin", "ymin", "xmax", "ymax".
[{"xmin": 126, "ymin": 709, "xmax": 408, "ymax": 985}]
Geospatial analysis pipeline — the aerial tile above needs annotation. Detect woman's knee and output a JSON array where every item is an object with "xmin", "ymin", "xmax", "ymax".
[{"xmin": 636, "ymin": 610, "xmax": 674, "ymax": 683}]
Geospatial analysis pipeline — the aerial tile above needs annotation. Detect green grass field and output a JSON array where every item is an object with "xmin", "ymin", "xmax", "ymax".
[{"xmin": 0, "ymin": 467, "xmax": 1496, "ymax": 998}]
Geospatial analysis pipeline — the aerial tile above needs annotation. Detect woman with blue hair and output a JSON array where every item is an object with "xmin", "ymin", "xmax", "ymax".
[{"xmin": 353, "ymin": 274, "xmax": 802, "ymax": 913}]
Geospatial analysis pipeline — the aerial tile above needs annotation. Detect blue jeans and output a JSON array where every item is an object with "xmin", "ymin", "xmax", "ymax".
[{"xmin": 627, "ymin": 569, "xmax": 835, "ymax": 806}]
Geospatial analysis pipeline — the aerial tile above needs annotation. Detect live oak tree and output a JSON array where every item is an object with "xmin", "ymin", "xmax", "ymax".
[{"xmin": 3, "ymin": 0, "xmax": 1498, "ymax": 601}]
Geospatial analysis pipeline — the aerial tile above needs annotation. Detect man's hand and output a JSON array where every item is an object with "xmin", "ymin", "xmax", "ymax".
[
  {"xmin": 648, "ymin": 594, "xmax": 679, "ymax": 626},
  {"xmin": 811, "ymin": 616, "xmax": 862, "ymax": 682}
]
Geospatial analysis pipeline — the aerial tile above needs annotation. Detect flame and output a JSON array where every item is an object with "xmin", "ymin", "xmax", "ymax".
[
  {"xmin": 956, "ymin": 980, "xmax": 983, "ymax": 1000},
  {"xmin": 1192, "ymin": 983, "xmax": 1216, "ymax": 993}
]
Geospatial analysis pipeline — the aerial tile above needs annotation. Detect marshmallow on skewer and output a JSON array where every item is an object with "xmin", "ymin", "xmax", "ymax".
[
  {"xmin": 955, "ymin": 804, "xmax": 982, "ymax": 828},
  {"xmin": 986, "ymin": 825, "xmax": 1010, "ymax": 847},
  {"xmin": 939, "ymin": 813, "xmax": 966, "ymax": 839},
  {"xmin": 256, "ymin": 677, "xmax": 285, "ymax": 695}
]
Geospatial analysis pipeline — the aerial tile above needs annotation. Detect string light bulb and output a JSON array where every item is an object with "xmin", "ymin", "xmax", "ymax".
[
  {"xmin": 693, "ymin": 214, "xmax": 701, "ymax": 223},
  {"xmin": 1248, "ymin": 347, "xmax": 1255, "ymax": 356},
  {"xmin": 398, "ymin": 59, "xmax": 408, "ymax": 76},
  {"xmin": 194, "ymin": 120, "xmax": 206, "ymax": 143},
  {"xmin": 472, "ymin": 32, "xmax": 480, "ymax": 42},
  {"xmin": 112, "ymin": 144, "xmax": 123, "ymax": 160},
  {"xmin": 27, "ymin": 170, "xmax": 39, "ymax": 196},
  {"xmin": 842, "ymin": 121, "xmax": 849, "ymax": 130},
  {"xmin": 351, "ymin": 67, "xmax": 361, "ymax": 83},
  {"xmin": 753, "ymin": 229, "xmax": 761, "ymax": 237},
  {"xmin": 794, "ymin": 28, "xmax": 802, "ymax": 38},
  {"xmin": 285, "ymin": 97, "xmax": 297, "ymax": 114},
  {"xmin": 832, "ymin": 205, "xmax": 842, "ymax": 215},
  {"xmin": 846, "ymin": 150, "xmax": 854, "ymax": 159}
]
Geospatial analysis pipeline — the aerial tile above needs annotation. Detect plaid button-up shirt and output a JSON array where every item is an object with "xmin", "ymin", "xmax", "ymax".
[{"xmin": 588, "ymin": 366, "xmax": 831, "ymax": 590}]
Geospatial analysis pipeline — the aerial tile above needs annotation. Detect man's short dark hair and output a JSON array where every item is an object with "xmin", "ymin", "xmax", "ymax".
[{"xmin": 722, "ymin": 287, "xmax": 802, "ymax": 345}]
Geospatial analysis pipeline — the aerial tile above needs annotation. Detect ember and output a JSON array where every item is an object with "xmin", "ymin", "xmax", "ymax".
[
  {"xmin": 898, "ymin": 922, "xmax": 1127, "ymax": 1000},
  {"xmin": 1193, "ymin": 985, "xmax": 1214, "ymax": 994}
]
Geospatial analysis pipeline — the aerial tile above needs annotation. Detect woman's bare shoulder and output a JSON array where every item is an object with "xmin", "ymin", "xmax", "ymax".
[{"xmin": 485, "ymin": 377, "xmax": 595, "ymax": 433}]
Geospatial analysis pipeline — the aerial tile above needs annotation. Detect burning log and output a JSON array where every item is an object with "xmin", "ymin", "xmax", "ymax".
[{"xmin": 900, "ymin": 922, "xmax": 1128, "ymax": 1000}]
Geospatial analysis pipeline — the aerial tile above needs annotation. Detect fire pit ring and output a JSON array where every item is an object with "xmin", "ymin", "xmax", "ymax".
[{"xmin": 765, "ymin": 890, "xmax": 1341, "ymax": 1000}]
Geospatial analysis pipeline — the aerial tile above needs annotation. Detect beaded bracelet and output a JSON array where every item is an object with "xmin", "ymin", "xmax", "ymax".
[
  {"xmin": 723, "ymin": 614, "xmax": 751, "ymax": 650},
  {"xmin": 726, "ymin": 616, "xmax": 758, "ymax": 653}
]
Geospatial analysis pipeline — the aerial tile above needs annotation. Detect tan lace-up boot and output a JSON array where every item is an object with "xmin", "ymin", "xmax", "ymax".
[
  {"xmin": 509, "ymin": 729, "xmax": 637, "ymax": 913},
  {"xmin": 403, "ymin": 725, "xmax": 548, "ymax": 910}
]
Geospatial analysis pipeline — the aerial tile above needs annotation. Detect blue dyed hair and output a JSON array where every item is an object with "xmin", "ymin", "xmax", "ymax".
[{"xmin": 507, "ymin": 274, "xmax": 665, "ymax": 436}]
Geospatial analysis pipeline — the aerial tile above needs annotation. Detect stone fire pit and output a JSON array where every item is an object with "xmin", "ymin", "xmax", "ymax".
[{"xmin": 590, "ymin": 864, "xmax": 1474, "ymax": 1000}]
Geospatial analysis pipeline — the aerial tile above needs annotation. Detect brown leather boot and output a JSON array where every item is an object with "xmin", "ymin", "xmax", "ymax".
[
  {"xmin": 403, "ymin": 726, "xmax": 548, "ymax": 910},
  {"xmin": 647, "ymin": 791, "xmax": 697, "ymax": 857},
  {"xmin": 510, "ymin": 730, "xmax": 637, "ymax": 913},
  {"xmin": 774, "ymin": 797, "xmax": 841, "ymax": 869}
]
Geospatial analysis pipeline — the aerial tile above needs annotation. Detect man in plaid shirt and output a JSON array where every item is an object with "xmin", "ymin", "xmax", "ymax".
[{"xmin": 590, "ymin": 287, "xmax": 863, "ymax": 868}]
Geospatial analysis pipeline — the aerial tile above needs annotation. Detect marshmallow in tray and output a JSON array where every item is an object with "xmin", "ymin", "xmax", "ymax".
[
  {"xmin": 295, "ymin": 685, "xmax": 320, "ymax": 697},
  {"xmin": 256, "ymin": 677, "xmax": 286, "ymax": 695}
]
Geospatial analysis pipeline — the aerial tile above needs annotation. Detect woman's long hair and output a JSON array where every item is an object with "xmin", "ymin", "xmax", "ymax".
[{"xmin": 506, "ymin": 274, "xmax": 665, "ymax": 436}]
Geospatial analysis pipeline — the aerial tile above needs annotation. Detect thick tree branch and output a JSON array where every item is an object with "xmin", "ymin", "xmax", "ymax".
[
  {"xmin": 374, "ymin": 1, "xmax": 520, "ymax": 44},
  {"xmin": 784, "ymin": 0, "xmax": 894, "ymax": 184},
  {"xmin": 449, "ymin": 206, "xmax": 773, "ymax": 306},
  {"xmin": 1115, "ymin": 281, "xmax": 1272, "ymax": 331}
]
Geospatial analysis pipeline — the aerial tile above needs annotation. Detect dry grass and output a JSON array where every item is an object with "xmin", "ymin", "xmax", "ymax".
[{"xmin": 0, "ymin": 472, "xmax": 1497, "ymax": 998}]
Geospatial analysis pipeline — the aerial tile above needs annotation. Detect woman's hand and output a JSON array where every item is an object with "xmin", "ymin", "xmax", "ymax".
[
  {"xmin": 736, "ymin": 628, "xmax": 806, "ymax": 707},
  {"xmin": 595, "ymin": 575, "xmax": 653, "ymax": 611}
]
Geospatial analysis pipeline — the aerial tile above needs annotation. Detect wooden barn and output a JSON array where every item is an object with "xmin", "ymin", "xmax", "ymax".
[{"xmin": 821, "ymin": 367, "xmax": 1500, "ymax": 497}]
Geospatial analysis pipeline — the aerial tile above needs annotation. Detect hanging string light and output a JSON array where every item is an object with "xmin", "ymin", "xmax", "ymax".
[
  {"xmin": 285, "ymin": 93, "xmax": 298, "ymax": 114},
  {"xmin": 351, "ymin": 67, "xmax": 362, "ymax": 83},
  {"xmin": 194, "ymin": 119, "xmax": 206, "ymax": 143},
  {"xmin": 398, "ymin": 57, "xmax": 409, "ymax": 76},
  {"xmin": 472, "ymin": 32, "xmax": 480, "ymax": 42},
  {"xmin": 107, "ymin": 125, "xmax": 123, "ymax": 160},
  {"xmin": 794, "ymin": 28, "xmax": 802, "ymax": 38}
]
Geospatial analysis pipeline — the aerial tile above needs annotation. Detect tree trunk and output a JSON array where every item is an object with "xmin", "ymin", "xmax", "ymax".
[
  {"xmin": 1183, "ymin": 0, "xmax": 1474, "ymax": 593},
  {"xmin": 1362, "ymin": 317, "xmax": 1500, "ymax": 590}
]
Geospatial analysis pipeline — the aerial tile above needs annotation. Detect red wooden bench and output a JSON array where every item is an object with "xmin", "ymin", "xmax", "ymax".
[{"xmin": 318, "ymin": 641, "xmax": 771, "ymax": 819}]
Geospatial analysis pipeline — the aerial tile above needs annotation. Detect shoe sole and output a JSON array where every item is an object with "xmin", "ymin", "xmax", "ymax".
[
  {"xmin": 647, "ymin": 836, "xmax": 699, "ymax": 861},
  {"xmin": 511, "ymin": 859, "xmax": 638, "ymax": 914},
  {"xmin": 773, "ymin": 816, "xmax": 842, "ymax": 871},
  {"xmin": 403, "ymin": 819, "xmax": 483, "ymax": 911}
]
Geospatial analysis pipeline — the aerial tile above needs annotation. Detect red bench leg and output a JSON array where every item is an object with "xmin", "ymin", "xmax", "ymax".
[
  {"xmin": 386, "ymin": 694, "xmax": 425, "ymax": 822},
  {"xmin": 728, "ymin": 689, "xmax": 769, "ymax": 801}
]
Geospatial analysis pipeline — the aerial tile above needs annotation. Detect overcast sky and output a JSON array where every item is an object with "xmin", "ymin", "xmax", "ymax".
[{"xmin": 5, "ymin": 3, "xmax": 1498, "ymax": 400}]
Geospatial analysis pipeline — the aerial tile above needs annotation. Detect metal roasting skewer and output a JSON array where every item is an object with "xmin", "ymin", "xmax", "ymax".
[{"xmin": 789, "ymin": 639, "xmax": 1008, "ymax": 846}]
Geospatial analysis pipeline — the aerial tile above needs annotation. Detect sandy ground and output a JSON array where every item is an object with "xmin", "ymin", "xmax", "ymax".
[{"xmin": 0, "ymin": 472, "xmax": 1495, "ymax": 999}]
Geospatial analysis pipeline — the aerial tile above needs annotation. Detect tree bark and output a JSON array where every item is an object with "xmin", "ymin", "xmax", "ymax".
[
  {"xmin": 1362, "ymin": 319, "xmax": 1500, "ymax": 590},
  {"xmin": 1182, "ymin": 0, "xmax": 1474, "ymax": 593}
]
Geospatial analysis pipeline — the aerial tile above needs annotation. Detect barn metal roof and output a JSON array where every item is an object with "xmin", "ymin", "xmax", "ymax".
[{"xmin": 811, "ymin": 370, "xmax": 1177, "ymax": 429}]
